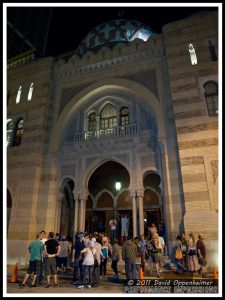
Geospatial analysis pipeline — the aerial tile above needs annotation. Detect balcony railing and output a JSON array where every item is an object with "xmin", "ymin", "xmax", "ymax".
[{"xmin": 74, "ymin": 124, "xmax": 138, "ymax": 142}]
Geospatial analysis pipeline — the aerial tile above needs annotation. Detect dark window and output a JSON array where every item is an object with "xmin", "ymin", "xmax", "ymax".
[
  {"xmin": 208, "ymin": 40, "xmax": 217, "ymax": 61},
  {"xmin": 13, "ymin": 118, "xmax": 24, "ymax": 146},
  {"xmin": 88, "ymin": 113, "xmax": 97, "ymax": 131},
  {"xmin": 204, "ymin": 81, "xmax": 218, "ymax": 117},
  {"xmin": 120, "ymin": 107, "xmax": 129, "ymax": 126}
]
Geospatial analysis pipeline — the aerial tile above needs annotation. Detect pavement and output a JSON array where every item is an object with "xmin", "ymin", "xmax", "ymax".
[{"xmin": 6, "ymin": 263, "xmax": 216, "ymax": 294}]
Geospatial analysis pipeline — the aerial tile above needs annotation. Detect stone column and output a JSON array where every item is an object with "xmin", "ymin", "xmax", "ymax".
[
  {"xmin": 73, "ymin": 192, "xmax": 79, "ymax": 235},
  {"xmin": 137, "ymin": 191, "xmax": 144, "ymax": 236},
  {"xmin": 83, "ymin": 197, "xmax": 87, "ymax": 232},
  {"xmin": 78, "ymin": 197, "xmax": 84, "ymax": 232},
  {"xmin": 130, "ymin": 194, "xmax": 137, "ymax": 238}
]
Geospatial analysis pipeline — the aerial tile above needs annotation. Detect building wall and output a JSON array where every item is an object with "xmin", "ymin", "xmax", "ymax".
[{"xmin": 163, "ymin": 10, "xmax": 218, "ymax": 267}]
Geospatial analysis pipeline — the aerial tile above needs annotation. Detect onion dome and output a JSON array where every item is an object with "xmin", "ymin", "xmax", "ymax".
[{"xmin": 77, "ymin": 19, "xmax": 154, "ymax": 56}]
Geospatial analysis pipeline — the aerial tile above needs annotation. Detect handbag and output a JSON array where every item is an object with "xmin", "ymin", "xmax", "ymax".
[
  {"xmin": 175, "ymin": 248, "xmax": 183, "ymax": 260},
  {"xmin": 188, "ymin": 248, "xmax": 196, "ymax": 256}
]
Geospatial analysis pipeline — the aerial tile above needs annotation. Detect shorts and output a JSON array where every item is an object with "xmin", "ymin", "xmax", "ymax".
[
  {"xmin": 45, "ymin": 257, "xmax": 57, "ymax": 275},
  {"xmin": 121, "ymin": 228, "xmax": 128, "ymax": 236},
  {"xmin": 27, "ymin": 260, "xmax": 41, "ymax": 275}
]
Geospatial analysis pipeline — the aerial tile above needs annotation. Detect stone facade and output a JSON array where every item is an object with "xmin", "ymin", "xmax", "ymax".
[{"xmin": 7, "ymin": 11, "xmax": 218, "ymax": 268}]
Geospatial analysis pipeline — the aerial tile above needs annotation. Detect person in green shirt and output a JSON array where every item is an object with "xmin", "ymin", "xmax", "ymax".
[{"xmin": 19, "ymin": 233, "xmax": 44, "ymax": 288}]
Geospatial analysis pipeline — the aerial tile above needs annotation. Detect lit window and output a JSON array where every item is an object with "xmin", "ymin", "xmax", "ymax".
[
  {"xmin": 208, "ymin": 40, "xmax": 217, "ymax": 62},
  {"xmin": 88, "ymin": 113, "xmax": 97, "ymax": 131},
  {"xmin": 120, "ymin": 107, "xmax": 129, "ymax": 126},
  {"xmin": 204, "ymin": 81, "xmax": 218, "ymax": 117},
  {"xmin": 28, "ymin": 82, "xmax": 34, "ymax": 101},
  {"xmin": 188, "ymin": 43, "xmax": 197, "ymax": 65},
  {"xmin": 100, "ymin": 103, "xmax": 117, "ymax": 129},
  {"xmin": 16, "ymin": 86, "xmax": 22, "ymax": 104},
  {"xmin": 13, "ymin": 118, "xmax": 24, "ymax": 146},
  {"xmin": 7, "ymin": 119, "xmax": 13, "ymax": 147}
]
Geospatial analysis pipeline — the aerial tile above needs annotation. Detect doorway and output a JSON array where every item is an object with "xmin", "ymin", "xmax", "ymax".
[
  {"xmin": 144, "ymin": 208, "xmax": 161, "ymax": 237},
  {"xmin": 117, "ymin": 209, "xmax": 133, "ymax": 244}
]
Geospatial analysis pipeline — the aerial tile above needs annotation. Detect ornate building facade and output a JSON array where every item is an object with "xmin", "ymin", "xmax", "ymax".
[{"xmin": 7, "ymin": 11, "xmax": 218, "ymax": 267}]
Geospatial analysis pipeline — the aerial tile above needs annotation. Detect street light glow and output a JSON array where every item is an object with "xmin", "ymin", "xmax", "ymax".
[{"xmin": 115, "ymin": 182, "xmax": 121, "ymax": 191}]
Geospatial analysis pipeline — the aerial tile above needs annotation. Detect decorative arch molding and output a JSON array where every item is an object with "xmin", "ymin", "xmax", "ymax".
[
  {"xmin": 117, "ymin": 190, "xmax": 131, "ymax": 208},
  {"xmin": 49, "ymin": 78, "xmax": 166, "ymax": 153},
  {"xmin": 143, "ymin": 187, "xmax": 160, "ymax": 206},
  {"xmin": 95, "ymin": 190, "xmax": 114, "ymax": 209},
  {"xmin": 83, "ymin": 157, "xmax": 131, "ymax": 191},
  {"xmin": 58, "ymin": 175, "xmax": 76, "ymax": 193}
]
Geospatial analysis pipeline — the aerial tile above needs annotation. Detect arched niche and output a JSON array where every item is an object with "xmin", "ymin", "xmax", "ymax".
[
  {"xmin": 117, "ymin": 190, "xmax": 131, "ymax": 208},
  {"xmin": 96, "ymin": 192, "xmax": 113, "ymax": 209}
]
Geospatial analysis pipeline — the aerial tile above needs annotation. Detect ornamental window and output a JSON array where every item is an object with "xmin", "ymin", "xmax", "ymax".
[{"xmin": 204, "ymin": 81, "xmax": 218, "ymax": 117}]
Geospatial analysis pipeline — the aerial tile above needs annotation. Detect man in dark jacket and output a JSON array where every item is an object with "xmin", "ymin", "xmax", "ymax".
[
  {"xmin": 122, "ymin": 235, "xmax": 138, "ymax": 279},
  {"xmin": 71, "ymin": 233, "xmax": 85, "ymax": 284}
]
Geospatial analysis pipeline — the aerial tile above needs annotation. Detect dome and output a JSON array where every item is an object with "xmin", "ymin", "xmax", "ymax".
[{"xmin": 77, "ymin": 19, "xmax": 154, "ymax": 56}]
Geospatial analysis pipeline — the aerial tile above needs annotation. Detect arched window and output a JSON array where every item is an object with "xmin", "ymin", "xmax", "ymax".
[
  {"xmin": 88, "ymin": 112, "xmax": 97, "ymax": 131},
  {"xmin": 204, "ymin": 81, "xmax": 218, "ymax": 117},
  {"xmin": 100, "ymin": 103, "xmax": 117, "ymax": 129},
  {"xmin": 13, "ymin": 118, "xmax": 24, "ymax": 146},
  {"xmin": 16, "ymin": 86, "xmax": 22, "ymax": 104},
  {"xmin": 208, "ymin": 40, "xmax": 217, "ymax": 62},
  {"xmin": 120, "ymin": 107, "xmax": 129, "ymax": 126},
  {"xmin": 188, "ymin": 43, "xmax": 197, "ymax": 65},
  {"xmin": 27, "ymin": 82, "xmax": 34, "ymax": 101},
  {"xmin": 7, "ymin": 119, "xmax": 13, "ymax": 147}
]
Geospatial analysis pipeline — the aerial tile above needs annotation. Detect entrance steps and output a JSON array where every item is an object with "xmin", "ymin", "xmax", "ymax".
[{"xmin": 115, "ymin": 246, "xmax": 176, "ymax": 270}]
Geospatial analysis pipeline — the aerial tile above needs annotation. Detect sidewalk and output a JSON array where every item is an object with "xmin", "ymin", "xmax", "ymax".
[{"xmin": 6, "ymin": 263, "xmax": 215, "ymax": 294}]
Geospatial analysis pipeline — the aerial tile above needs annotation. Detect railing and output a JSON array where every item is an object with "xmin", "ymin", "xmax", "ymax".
[{"xmin": 74, "ymin": 124, "xmax": 138, "ymax": 142}]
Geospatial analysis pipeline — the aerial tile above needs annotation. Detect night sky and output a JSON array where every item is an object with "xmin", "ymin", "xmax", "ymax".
[{"xmin": 45, "ymin": 5, "xmax": 218, "ymax": 57}]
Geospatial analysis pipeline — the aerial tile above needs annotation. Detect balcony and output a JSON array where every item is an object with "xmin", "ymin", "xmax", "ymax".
[{"xmin": 74, "ymin": 124, "xmax": 138, "ymax": 142}]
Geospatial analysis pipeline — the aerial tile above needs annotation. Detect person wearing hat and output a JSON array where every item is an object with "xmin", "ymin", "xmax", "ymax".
[
  {"xmin": 80, "ymin": 240, "xmax": 97, "ymax": 288},
  {"xmin": 71, "ymin": 233, "xmax": 85, "ymax": 285}
]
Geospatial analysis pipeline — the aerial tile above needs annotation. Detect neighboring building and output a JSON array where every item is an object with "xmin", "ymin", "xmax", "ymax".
[
  {"xmin": 7, "ymin": 11, "xmax": 218, "ymax": 267},
  {"xmin": 7, "ymin": 7, "xmax": 52, "ymax": 59}
]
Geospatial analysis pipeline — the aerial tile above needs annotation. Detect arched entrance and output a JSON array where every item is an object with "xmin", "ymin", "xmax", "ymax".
[
  {"xmin": 143, "ymin": 172, "xmax": 163, "ymax": 237},
  {"xmin": 7, "ymin": 189, "xmax": 12, "ymax": 235},
  {"xmin": 59, "ymin": 179, "xmax": 75, "ymax": 238},
  {"xmin": 87, "ymin": 160, "xmax": 130, "ymax": 236}
]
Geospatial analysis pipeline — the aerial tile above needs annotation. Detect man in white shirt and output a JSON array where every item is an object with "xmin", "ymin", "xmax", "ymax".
[
  {"xmin": 121, "ymin": 215, "xmax": 129, "ymax": 242},
  {"xmin": 109, "ymin": 218, "xmax": 117, "ymax": 245}
]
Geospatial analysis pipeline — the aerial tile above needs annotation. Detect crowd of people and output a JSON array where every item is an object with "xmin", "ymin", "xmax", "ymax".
[{"xmin": 19, "ymin": 220, "xmax": 208, "ymax": 289}]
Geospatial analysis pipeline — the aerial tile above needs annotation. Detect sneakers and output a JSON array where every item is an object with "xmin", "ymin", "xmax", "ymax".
[
  {"xmin": 30, "ymin": 284, "xmax": 38, "ymax": 288},
  {"xmin": 45, "ymin": 284, "xmax": 51, "ymax": 288},
  {"xmin": 19, "ymin": 283, "xmax": 25, "ymax": 288},
  {"xmin": 88, "ymin": 285, "xmax": 92, "ymax": 288},
  {"xmin": 78, "ymin": 285, "xmax": 84, "ymax": 289}
]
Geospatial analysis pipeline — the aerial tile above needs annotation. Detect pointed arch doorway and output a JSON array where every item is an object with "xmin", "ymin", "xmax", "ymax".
[{"xmin": 86, "ymin": 160, "xmax": 130, "ymax": 236}]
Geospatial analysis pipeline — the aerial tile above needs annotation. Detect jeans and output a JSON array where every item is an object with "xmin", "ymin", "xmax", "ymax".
[
  {"xmin": 125, "ymin": 258, "xmax": 136, "ymax": 280},
  {"xmin": 84, "ymin": 265, "xmax": 94, "ymax": 285},
  {"xmin": 72, "ymin": 259, "xmax": 84, "ymax": 282},
  {"xmin": 100, "ymin": 258, "xmax": 107, "ymax": 276},
  {"xmin": 175, "ymin": 258, "xmax": 186, "ymax": 273},
  {"xmin": 110, "ymin": 230, "xmax": 116, "ymax": 245},
  {"xmin": 111, "ymin": 260, "xmax": 118, "ymax": 275}
]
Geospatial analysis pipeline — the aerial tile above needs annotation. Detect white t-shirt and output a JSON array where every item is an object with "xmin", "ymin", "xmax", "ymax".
[
  {"xmin": 83, "ymin": 248, "xmax": 96, "ymax": 266},
  {"xmin": 121, "ymin": 217, "xmax": 128, "ymax": 229},
  {"xmin": 109, "ymin": 219, "xmax": 117, "ymax": 230},
  {"xmin": 158, "ymin": 236, "xmax": 165, "ymax": 251}
]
